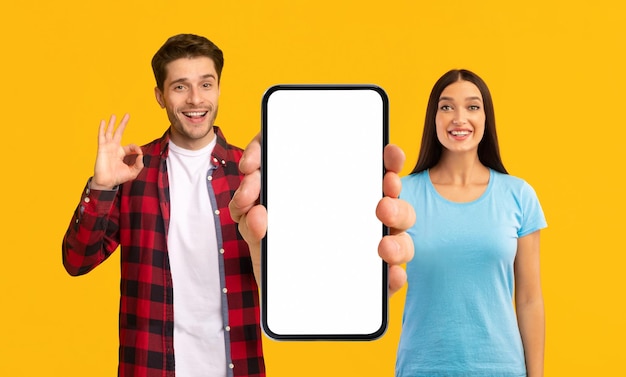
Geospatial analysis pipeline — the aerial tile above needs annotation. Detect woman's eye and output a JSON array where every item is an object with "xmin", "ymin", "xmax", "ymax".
[
  {"xmin": 469, "ymin": 105, "xmax": 480, "ymax": 110},
  {"xmin": 440, "ymin": 105, "xmax": 452, "ymax": 111}
]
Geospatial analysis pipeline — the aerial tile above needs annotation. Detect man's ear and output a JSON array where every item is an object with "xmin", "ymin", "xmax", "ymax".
[{"xmin": 155, "ymin": 87, "xmax": 165, "ymax": 108}]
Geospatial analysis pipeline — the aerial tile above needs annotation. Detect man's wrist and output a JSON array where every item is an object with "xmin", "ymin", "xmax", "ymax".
[{"xmin": 88, "ymin": 177, "xmax": 118, "ymax": 191}]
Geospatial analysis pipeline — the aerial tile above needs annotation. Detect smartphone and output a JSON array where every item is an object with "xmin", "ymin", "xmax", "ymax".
[{"xmin": 260, "ymin": 84, "xmax": 389, "ymax": 340}]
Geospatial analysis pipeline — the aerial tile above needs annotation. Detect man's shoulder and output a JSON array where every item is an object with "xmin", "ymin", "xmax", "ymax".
[
  {"xmin": 140, "ymin": 131, "xmax": 169, "ymax": 152},
  {"xmin": 214, "ymin": 126, "xmax": 244, "ymax": 159}
]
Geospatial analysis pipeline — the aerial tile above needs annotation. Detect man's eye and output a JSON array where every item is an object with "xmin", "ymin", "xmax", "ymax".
[
  {"xmin": 202, "ymin": 82, "xmax": 212, "ymax": 88},
  {"xmin": 175, "ymin": 85, "xmax": 186, "ymax": 90}
]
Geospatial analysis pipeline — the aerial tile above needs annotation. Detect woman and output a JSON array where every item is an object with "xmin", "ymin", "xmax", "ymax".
[{"xmin": 396, "ymin": 69, "xmax": 546, "ymax": 377}]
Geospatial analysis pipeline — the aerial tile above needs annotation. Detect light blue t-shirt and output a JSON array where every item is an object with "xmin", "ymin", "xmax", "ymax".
[{"xmin": 396, "ymin": 169, "xmax": 547, "ymax": 377}]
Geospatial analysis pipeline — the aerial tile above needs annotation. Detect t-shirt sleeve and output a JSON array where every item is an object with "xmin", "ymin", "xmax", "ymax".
[{"xmin": 518, "ymin": 181, "xmax": 548, "ymax": 237}]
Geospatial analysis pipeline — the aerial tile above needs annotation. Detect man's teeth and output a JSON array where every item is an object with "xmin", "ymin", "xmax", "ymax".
[
  {"xmin": 184, "ymin": 111, "xmax": 207, "ymax": 117},
  {"xmin": 450, "ymin": 130, "xmax": 470, "ymax": 136}
]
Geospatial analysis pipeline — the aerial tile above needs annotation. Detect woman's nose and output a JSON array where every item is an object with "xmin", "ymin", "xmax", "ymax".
[{"xmin": 451, "ymin": 118, "xmax": 466, "ymax": 125}]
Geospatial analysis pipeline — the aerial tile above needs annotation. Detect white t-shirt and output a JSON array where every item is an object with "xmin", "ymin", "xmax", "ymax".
[{"xmin": 167, "ymin": 138, "xmax": 226, "ymax": 377}]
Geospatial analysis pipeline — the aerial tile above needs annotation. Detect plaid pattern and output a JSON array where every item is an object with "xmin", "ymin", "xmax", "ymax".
[{"xmin": 63, "ymin": 127, "xmax": 265, "ymax": 377}]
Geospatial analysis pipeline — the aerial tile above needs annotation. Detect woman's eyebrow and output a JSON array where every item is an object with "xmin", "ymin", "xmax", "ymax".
[{"xmin": 438, "ymin": 96, "xmax": 482, "ymax": 102}]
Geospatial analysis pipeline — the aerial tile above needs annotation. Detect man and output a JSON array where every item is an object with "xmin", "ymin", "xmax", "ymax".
[
  {"xmin": 63, "ymin": 33, "xmax": 414, "ymax": 377},
  {"xmin": 63, "ymin": 34, "xmax": 263, "ymax": 377}
]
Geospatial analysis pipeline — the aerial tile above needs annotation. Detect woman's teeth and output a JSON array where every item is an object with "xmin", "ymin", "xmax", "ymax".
[{"xmin": 450, "ymin": 130, "xmax": 470, "ymax": 136}]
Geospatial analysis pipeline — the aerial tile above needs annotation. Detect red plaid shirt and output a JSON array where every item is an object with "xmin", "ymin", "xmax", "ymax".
[{"xmin": 63, "ymin": 127, "xmax": 265, "ymax": 377}]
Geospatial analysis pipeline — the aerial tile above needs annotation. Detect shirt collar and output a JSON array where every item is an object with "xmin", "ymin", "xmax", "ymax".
[{"xmin": 158, "ymin": 126, "xmax": 229, "ymax": 164}]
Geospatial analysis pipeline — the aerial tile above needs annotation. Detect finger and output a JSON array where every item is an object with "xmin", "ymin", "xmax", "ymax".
[
  {"xmin": 243, "ymin": 204, "xmax": 267, "ymax": 242},
  {"xmin": 98, "ymin": 119, "xmax": 107, "ymax": 143},
  {"xmin": 388, "ymin": 265, "xmax": 407, "ymax": 296},
  {"xmin": 378, "ymin": 232, "xmax": 414, "ymax": 266},
  {"xmin": 113, "ymin": 113, "xmax": 131, "ymax": 141},
  {"xmin": 238, "ymin": 205, "xmax": 266, "ymax": 287},
  {"xmin": 239, "ymin": 133, "xmax": 261, "ymax": 175},
  {"xmin": 106, "ymin": 114, "xmax": 117, "ymax": 140},
  {"xmin": 384, "ymin": 144, "xmax": 406, "ymax": 174},
  {"xmin": 229, "ymin": 170, "xmax": 261, "ymax": 223},
  {"xmin": 133, "ymin": 151, "xmax": 144, "ymax": 172},
  {"xmin": 236, "ymin": 205, "xmax": 267, "ymax": 246},
  {"xmin": 122, "ymin": 144, "xmax": 144, "ymax": 173},
  {"xmin": 131, "ymin": 158, "xmax": 145, "ymax": 177},
  {"xmin": 383, "ymin": 171, "xmax": 402, "ymax": 198},
  {"xmin": 122, "ymin": 143, "xmax": 142, "ymax": 157},
  {"xmin": 376, "ymin": 197, "xmax": 416, "ymax": 232},
  {"xmin": 381, "ymin": 231, "xmax": 414, "ymax": 296}
]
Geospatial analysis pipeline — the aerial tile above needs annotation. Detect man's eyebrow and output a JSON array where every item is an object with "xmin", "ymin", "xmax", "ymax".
[
  {"xmin": 169, "ymin": 74, "xmax": 217, "ymax": 85},
  {"xmin": 200, "ymin": 73, "xmax": 217, "ymax": 80}
]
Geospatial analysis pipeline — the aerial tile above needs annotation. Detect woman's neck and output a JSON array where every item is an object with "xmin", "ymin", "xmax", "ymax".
[{"xmin": 430, "ymin": 152, "xmax": 489, "ymax": 186}]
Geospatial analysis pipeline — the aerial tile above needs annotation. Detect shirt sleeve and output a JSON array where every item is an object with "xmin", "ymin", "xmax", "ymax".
[
  {"xmin": 62, "ymin": 178, "xmax": 121, "ymax": 276},
  {"xmin": 518, "ymin": 181, "xmax": 548, "ymax": 237}
]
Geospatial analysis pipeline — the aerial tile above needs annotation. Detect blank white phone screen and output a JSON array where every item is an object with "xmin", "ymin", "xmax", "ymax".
[{"xmin": 261, "ymin": 85, "xmax": 388, "ymax": 340}]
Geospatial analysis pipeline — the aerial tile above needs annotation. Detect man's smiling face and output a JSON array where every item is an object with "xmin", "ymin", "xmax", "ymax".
[{"xmin": 155, "ymin": 56, "xmax": 220, "ymax": 150}]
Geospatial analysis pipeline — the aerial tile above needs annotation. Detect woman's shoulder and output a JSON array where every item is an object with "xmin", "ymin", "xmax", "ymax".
[
  {"xmin": 491, "ymin": 170, "xmax": 540, "ymax": 198},
  {"xmin": 401, "ymin": 170, "xmax": 429, "ymax": 184},
  {"xmin": 400, "ymin": 170, "xmax": 430, "ymax": 200}
]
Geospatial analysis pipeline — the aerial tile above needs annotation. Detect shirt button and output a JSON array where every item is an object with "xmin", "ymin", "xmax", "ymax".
[
  {"xmin": 225, "ymin": 326, "xmax": 231, "ymax": 332},
  {"xmin": 84, "ymin": 197, "xmax": 90, "ymax": 203},
  {"xmin": 222, "ymin": 288, "xmax": 228, "ymax": 293},
  {"xmin": 207, "ymin": 176, "xmax": 213, "ymax": 181},
  {"xmin": 221, "ymin": 160, "xmax": 226, "ymax": 165},
  {"xmin": 219, "ymin": 248, "xmax": 225, "ymax": 254},
  {"xmin": 214, "ymin": 210, "xmax": 220, "ymax": 215},
  {"xmin": 229, "ymin": 363, "xmax": 234, "ymax": 369}
]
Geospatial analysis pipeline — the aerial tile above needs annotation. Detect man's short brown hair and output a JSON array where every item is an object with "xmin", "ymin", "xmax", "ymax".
[{"xmin": 151, "ymin": 34, "xmax": 224, "ymax": 91}]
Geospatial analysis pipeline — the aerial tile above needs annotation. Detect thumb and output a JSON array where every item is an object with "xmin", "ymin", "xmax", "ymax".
[{"xmin": 240, "ymin": 205, "xmax": 267, "ymax": 243}]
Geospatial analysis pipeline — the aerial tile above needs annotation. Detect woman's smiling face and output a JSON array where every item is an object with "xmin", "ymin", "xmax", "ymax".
[{"xmin": 435, "ymin": 80, "xmax": 486, "ymax": 154}]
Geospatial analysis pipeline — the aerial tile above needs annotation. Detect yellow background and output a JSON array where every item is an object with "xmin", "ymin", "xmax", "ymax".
[{"xmin": 1, "ymin": 0, "xmax": 624, "ymax": 375}]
